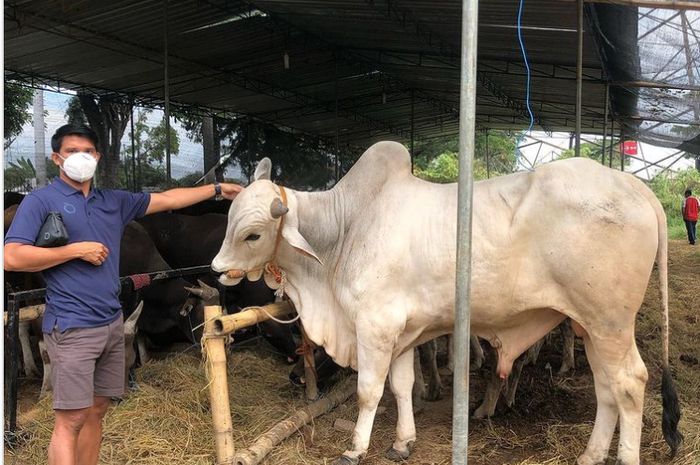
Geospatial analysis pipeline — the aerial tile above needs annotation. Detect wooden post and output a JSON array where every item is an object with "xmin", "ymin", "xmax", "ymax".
[
  {"xmin": 233, "ymin": 376, "xmax": 357, "ymax": 465},
  {"xmin": 189, "ymin": 281, "xmax": 236, "ymax": 465},
  {"xmin": 213, "ymin": 301, "xmax": 293, "ymax": 336},
  {"xmin": 204, "ymin": 302, "xmax": 235, "ymax": 464}
]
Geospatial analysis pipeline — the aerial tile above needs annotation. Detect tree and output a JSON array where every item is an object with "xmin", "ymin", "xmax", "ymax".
[
  {"xmin": 649, "ymin": 167, "xmax": 700, "ymax": 239},
  {"xmin": 4, "ymin": 82, "xmax": 34, "ymax": 150},
  {"xmin": 122, "ymin": 110, "xmax": 180, "ymax": 190},
  {"xmin": 66, "ymin": 94, "xmax": 132, "ymax": 188},
  {"xmin": 413, "ymin": 131, "xmax": 518, "ymax": 183},
  {"xmin": 4, "ymin": 156, "xmax": 59, "ymax": 192},
  {"xmin": 174, "ymin": 112, "xmax": 335, "ymax": 189}
]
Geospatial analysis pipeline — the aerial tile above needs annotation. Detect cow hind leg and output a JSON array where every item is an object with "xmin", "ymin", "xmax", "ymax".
[
  {"xmin": 386, "ymin": 349, "xmax": 417, "ymax": 462},
  {"xmin": 412, "ymin": 348, "xmax": 426, "ymax": 413},
  {"xmin": 559, "ymin": 319, "xmax": 576, "ymax": 374},
  {"xmin": 419, "ymin": 340, "xmax": 442, "ymax": 401},
  {"xmin": 577, "ymin": 333, "xmax": 646, "ymax": 465}
]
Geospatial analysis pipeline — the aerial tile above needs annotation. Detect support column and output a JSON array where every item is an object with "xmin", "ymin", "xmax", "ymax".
[
  {"xmin": 486, "ymin": 130, "xmax": 491, "ymax": 179},
  {"xmin": 203, "ymin": 116, "xmax": 218, "ymax": 184},
  {"xmin": 575, "ymin": 0, "xmax": 583, "ymax": 157},
  {"xmin": 410, "ymin": 89, "xmax": 415, "ymax": 173},
  {"xmin": 453, "ymin": 0, "xmax": 478, "ymax": 462},
  {"xmin": 609, "ymin": 119, "xmax": 615, "ymax": 168},
  {"xmin": 130, "ymin": 98, "xmax": 137, "ymax": 192},
  {"xmin": 601, "ymin": 84, "xmax": 609, "ymax": 167},
  {"xmin": 33, "ymin": 90, "xmax": 47, "ymax": 188},
  {"xmin": 164, "ymin": 0, "xmax": 172, "ymax": 186}
]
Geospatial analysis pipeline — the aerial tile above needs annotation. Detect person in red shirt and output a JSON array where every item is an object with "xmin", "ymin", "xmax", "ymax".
[{"xmin": 682, "ymin": 188, "xmax": 699, "ymax": 245}]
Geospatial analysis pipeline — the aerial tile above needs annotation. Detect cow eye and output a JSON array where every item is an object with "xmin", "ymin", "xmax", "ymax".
[{"xmin": 245, "ymin": 233, "xmax": 261, "ymax": 242}]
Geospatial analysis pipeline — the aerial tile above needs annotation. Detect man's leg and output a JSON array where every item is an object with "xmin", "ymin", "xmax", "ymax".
[
  {"xmin": 690, "ymin": 221, "xmax": 698, "ymax": 245},
  {"xmin": 76, "ymin": 396, "xmax": 110, "ymax": 465},
  {"xmin": 686, "ymin": 220, "xmax": 694, "ymax": 244},
  {"xmin": 48, "ymin": 408, "xmax": 90, "ymax": 465}
]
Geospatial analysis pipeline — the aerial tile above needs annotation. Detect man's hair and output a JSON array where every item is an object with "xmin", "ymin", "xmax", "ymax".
[
  {"xmin": 51, "ymin": 125, "xmax": 99, "ymax": 153},
  {"xmin": 685, "ymin": 189, "xmax": 692, "ymax": 197}
]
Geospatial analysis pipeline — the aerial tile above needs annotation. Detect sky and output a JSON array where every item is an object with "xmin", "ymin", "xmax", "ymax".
[{"xmin": 4, "ymin": 91, "xmax": 208, "ymax": 181}]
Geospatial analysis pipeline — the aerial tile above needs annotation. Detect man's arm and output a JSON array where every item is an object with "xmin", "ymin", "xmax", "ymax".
[
  {"xmin": 145, "ymin": 183, "xmax": 243, "ymax": 215},
  {"xmin": 4, "ymin": 242, "xmax": 109, "ymax": 272}
]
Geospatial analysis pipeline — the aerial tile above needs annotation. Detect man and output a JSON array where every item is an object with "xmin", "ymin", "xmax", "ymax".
[
  {"xmin": 682, "ymin": 188, "xmax": 699, "ymax": 245},
  {"xmin": 3, "ymin": 125, "xmax": 242, "ymax": 465}
]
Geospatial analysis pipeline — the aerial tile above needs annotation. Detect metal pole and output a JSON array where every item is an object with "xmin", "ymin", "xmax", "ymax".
[
  {"xmin": 4, "ymin": 298, "xmax": 20, "ymax": 441},
  {"xmin": 608, "ymin": 118, "xmax": 615, "ymax": 168},
  {"xmin": 453, "ymin": 0, "xmax": 478, "ymax": 462},
  {"xmin": 130, "ymin": 97, "xmax": 136, "ymax": 192},
  {"xmin": 620, "ymin": 127, "xmax": 625, "ymax": 172},
  {"xmin": 164, "ymin": 0, "xmax": 171, "ymax": 186},
  {"xmin": 575, "ymin": 0, "xmax": 583, "ymax": 157},
  {"xmin": 33, "ymin": 90, "xmax": 47, "ymax": 188},
  {"xmin": 486, "ymin": 130, "xmax": 491, "ymax": 179},
  {"xmin": 410, "ymin": 89, "xmax": 415, "ymax": 173},
  {"xmin": 601, "ymin": 84, "xmax": 609, "ymax": 167},
  {"xmin": 334, "ymin": 57, "xmax": 340, "ymax": 183}
]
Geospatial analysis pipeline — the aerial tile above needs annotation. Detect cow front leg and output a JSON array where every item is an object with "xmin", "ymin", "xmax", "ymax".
[
  {"xmin": 19, "ymin": 321, "xmax": 39, "ymax": 378},
  {"xmin": 386, "ymin": 349, "xmax": 417, "ymax": 462},
  {"xmin": 39, "ymin": 339, "xmax": 52, "ymax": 398},
  {"xmin": 333, "ymin": 342, "xmax": 393, "ymax": 465}
]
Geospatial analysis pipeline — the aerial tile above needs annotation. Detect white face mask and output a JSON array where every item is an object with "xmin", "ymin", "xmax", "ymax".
[{"xmin": 59, "ymin": 152, "xmax": 98, "ymax": 183}]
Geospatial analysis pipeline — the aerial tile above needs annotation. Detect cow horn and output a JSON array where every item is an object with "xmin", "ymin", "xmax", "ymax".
[{"xmin": 270, "ymin": 198, "xmax": 289, "ymax": 219}]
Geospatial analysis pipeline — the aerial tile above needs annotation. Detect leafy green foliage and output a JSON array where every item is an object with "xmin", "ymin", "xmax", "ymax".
[
  {"xmin": 122, "ymin": 110, "xmax": 181, "ymax": 190},
  {"xmin": 4, "ymin": 82, "xmax": 34, "ymax": 149},
  {"xmin": 66, "ymin": 96, "xmax": 87, "ymax": 128},
  {"xmin": 649, "ymin": 168, "xmax": 700, "ymax": 239},
  {"xmin": 174, "ymin": 112, "xmax": 335, "ymax": 189},
  {"xmin": 4, "ymin": 157, "xmax": 59, "ymax": 192},
  {"xmin": 413, "ymin": 131, "xmax": 517, "ymax": 183},
  {"xmin": 558, "ymin": 141, "xmax": 628, "ymax": 168}
]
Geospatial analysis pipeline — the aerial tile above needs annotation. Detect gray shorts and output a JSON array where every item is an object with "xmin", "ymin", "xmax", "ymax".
[{"xmin": 44, "ymin": 315, "xmax": 125, "ymax": 410}]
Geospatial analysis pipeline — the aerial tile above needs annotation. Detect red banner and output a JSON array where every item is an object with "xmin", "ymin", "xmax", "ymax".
[{"xmin": 621, "ymin": 140, "xmax": 638, "ymax": 156}]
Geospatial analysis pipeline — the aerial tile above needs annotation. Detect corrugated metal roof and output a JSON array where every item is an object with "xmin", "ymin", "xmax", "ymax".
[{"xmin": 4, "ymin": 0, "xmax": 608, "ymax": 146}]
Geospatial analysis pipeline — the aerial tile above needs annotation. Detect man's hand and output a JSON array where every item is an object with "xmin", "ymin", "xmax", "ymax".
[
  {"xmin": 69, "ymin": 241, "xmax": 109, "ymax": 266},
  {"xmin": 219, "ymin": 183, "xmax": 243, "ymax": 200}
]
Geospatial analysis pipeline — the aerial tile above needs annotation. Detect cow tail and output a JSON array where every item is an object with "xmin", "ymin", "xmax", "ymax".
[{"xmin": 654, "ymin": 197, "xmax": 683, "ymax": 457}]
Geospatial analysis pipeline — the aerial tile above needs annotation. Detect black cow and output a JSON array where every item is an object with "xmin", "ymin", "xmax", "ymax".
[
  {"xmin": 120, "ymin": 221, "xmax": 203, "ymax": 345},
  {"xmin": 137, "ymin": 212, "xmax": 298, "ymax": 362}
]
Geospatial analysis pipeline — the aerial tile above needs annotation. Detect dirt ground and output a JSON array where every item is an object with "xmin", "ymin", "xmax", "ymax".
[{"xmin": 4, "ymin": 240, "xmax": 699, "ymax": 465}]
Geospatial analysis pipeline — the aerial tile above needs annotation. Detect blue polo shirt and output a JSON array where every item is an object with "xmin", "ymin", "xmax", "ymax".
[{"xmin": 5, "ymin": 178, "xmax": 151, "ymax": 333}]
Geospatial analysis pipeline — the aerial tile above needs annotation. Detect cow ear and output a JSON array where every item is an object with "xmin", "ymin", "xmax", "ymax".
[
  {"xmin": 281, "ymin": 224, "xmax": 323, "ymax": 265},
  {"xmin": 254, "ymin": 158, "xmax": 272, "ymax": 181}
]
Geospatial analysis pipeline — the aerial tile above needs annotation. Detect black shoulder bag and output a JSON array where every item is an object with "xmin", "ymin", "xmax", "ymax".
[{"xmin": 35, "ymin": 212, "xmax": 70, "ymax": 247}]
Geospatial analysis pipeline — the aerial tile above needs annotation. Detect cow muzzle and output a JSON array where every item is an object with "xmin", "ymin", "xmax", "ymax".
[{"xmin": 218, "ymin": 269, "xmax": 246, "ymax": 286}]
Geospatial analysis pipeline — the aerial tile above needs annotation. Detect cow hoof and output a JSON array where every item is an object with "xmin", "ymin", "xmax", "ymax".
[
  {"xmin": 331, "ymin": 454, "xmax": 360, "ymax": 465},
  {"xmin": 384, "ymin": 444, "xmax": 412, "ymax": 462},
  {"xmin": 289, "ymin": 372, "xmax": 305, "ymax": 387},
  {"xmin": 425, "ymin": 383, "xmax": 443, "ymax": 402},
  {"xmin": 472, "ymin": 405, "xmax": 491, "ymax": 420},
  {"xmin": 575, "ymin": 455, "xmax": 606, "ymax": 465}
]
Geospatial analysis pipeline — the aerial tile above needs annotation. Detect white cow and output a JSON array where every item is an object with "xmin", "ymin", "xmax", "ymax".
[{"xmin": 212, "ymin": 142, "xmax": 681, "ymax": 465}]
